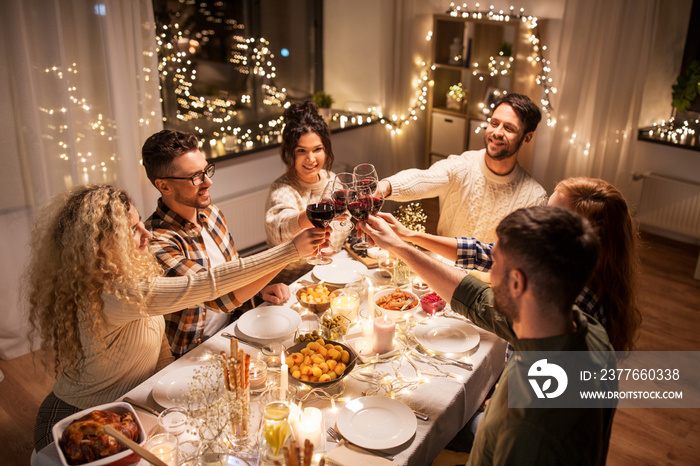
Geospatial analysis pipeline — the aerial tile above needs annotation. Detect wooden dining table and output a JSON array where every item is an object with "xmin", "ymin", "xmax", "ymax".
[{"xmin": 34, "ymin": 251, "xmax": 507, "ymax": 466}]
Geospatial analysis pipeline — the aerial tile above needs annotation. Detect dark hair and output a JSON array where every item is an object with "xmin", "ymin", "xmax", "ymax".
[
  {"xmin": 496, "ymin": 206, "xmax": 600, "ymax": 311},
  {"xmin": 494, "ymin": 93, "xmax": 542, "ymax": 135},
  {"xmin": 141, "ymin": 130, "xmax": 200, "ymax": 186},
  {"xmin": 281, "ymin": 101, "xmax": 334, "ymax": 185}
]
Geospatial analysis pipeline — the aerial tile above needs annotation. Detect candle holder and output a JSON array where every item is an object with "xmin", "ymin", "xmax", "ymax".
[
  {"xmin": 249, "ymin": 359, "xmax": 268, "ymax": 394},
  {"xmin": 262, "ymin": 343, "xmax": 286, "ymax": 368},
  {"xmin": 329, "ymin": 288, "xmax": 360, "ymax": 322},
  {"xmin": 144, "ymin": 432, "xmax": 179, "ymax": 466}
]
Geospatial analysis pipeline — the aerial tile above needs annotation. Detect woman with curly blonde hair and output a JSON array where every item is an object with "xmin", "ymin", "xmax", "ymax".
[
  {"xmin": 376, "ymin": 177, "xmax": 642, "ymax": 352},
  {"xmin": 27, "ymin": 184, "xmax": 326, "ymax": 452}
]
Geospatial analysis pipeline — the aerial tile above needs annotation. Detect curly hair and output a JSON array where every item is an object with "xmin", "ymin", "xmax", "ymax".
[
  {"xmin": 24, "ymin": 185, "xmax": 162, "ymax": 375},
  {"xmin": 281, "ymin": 101, "xmax": 335, "ymax": 186},
  {"xmin": 554, "ymin": 177, "xmax": 642, "ymax": 352},
  {"xmin": 141, "ymin": 130, "xmax": 200, "ymax": 186}
]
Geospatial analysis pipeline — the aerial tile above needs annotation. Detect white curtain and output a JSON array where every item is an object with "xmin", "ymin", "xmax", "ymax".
[
  {"xmin": 0, "ymin": 0, "xmax": 161, "ymax": 359},
  {"xmin": 542, "ymin": 0, "xmax": 658, "ymax": 193}
]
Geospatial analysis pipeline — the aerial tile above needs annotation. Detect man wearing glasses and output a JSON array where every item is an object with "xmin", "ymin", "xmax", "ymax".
[{"xmin": 142, "ymin": 130, "xmax": 291, "ymax": 357}]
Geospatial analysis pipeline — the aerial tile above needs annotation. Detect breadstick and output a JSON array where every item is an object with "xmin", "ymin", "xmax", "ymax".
[
  {"xmin": 238, "ymin": 349, "xmax": 246, "ymax": 390},
  {"xmin": 230, "ymin": 337, "xmax": 238, "ymax": 359},
  {"xmin": 303, "ymin": 439, "xmax": 313, "ymax": 466},
  {"xmin": 244, "ymin": 353, "xmax": 251, "ymax": 388},
  {"xmin": 221, "ymin": 351, "xmax": 231, "ymax": 391}
]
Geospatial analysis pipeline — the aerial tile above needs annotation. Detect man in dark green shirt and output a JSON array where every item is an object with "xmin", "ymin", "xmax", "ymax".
[{"xmin": 360, "ymin": 206, "xmax": 616, "ymax": 465}]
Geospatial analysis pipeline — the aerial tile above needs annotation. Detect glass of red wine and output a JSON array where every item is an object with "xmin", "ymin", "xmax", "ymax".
[
  {"xmin": 348, "ymin": 182, "xmax": 373, "ymax": 250},
  {"xmin": 353, "ymin": 163, "xmax": 378, "ymax": 193},
  {"xmin": 331, "ymin": 172, "xmax": 356, "ymax": 228},
  {"xmin": 305, "ymin": 185, "xmax": 335, "ymax": 265}
]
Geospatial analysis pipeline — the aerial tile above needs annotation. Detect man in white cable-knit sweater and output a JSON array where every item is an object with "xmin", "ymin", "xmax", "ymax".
[{"xmin": 378, "ymin": 93, "xmax": 547, "ymax": 243}]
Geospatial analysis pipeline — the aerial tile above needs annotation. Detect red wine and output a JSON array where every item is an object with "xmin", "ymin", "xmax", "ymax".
[
  {"xmin": 348, "ymin": 197, "xmax": 372, "ymax": 221},
  {"xmin": 306, "ymin": 202, "xmax": 335, "ymax": 227},
  {"xmin": 356, "ymin": 179, "xmax": 377, "ymax": 193},
  {"xmin": 370, "ymin": 196, "xmax": 384, "ymax": 215},
  {"xmin": 332, "ymin": 189, "xmax": 355, "ymax": 217}
]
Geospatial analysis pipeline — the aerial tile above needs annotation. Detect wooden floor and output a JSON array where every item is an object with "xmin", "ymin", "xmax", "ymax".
[{"xmin": 1, "ymin": 206, "xmax": 699, "ymax": 464}]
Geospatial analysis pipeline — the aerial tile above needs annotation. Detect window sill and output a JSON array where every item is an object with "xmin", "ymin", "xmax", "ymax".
[{"xmin": 203, "ymin": 111, "xmax": 379, "ymax": 163}]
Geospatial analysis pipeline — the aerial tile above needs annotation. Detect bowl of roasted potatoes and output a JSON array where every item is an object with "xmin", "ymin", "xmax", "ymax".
[{"xmin": 284, "ymin": 338, "xmax": 357, "ymax": 388}]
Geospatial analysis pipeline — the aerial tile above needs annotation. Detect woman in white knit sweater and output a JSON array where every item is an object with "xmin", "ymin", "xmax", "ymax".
[
  {"xmin": 26, "ymin": 184, "xmax": 327, "ymax": 452},
  {"xmin": 265, "ymin": 101, "xmax": 338, "ymax": 283}
]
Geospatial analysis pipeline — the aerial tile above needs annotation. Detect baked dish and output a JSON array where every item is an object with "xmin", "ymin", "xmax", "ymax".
[{"xmin": 59, "ymin": 409, "xmax": 140, "ymax": 465}]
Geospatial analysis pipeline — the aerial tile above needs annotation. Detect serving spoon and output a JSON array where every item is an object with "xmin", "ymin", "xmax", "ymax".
[{"xmin": 103, "ymin": 425, "xmax": 168, "ymax": 466}]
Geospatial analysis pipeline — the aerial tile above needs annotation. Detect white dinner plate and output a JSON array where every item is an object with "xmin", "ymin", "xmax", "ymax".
[
  {"xmin": 413, "ymin": 317, "xmax": 480, "ymax": 355},
  {"xmin": 236, "ymin": 306, "xmax": 301, "ymax": 340},
  {"xmin": 336, "ymin": 396, "xmax": 417, "ymax": 449},
  {"xmin": 312, "ymin": 261, "xmax": 368, "ymax": 285},
  {"xmin": 152, "ymin": 365, "xmax": 222, "ymax": 409}
]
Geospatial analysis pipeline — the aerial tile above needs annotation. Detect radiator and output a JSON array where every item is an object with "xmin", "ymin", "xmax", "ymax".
[
  {"xmin": 217, "ymin": 187, "xmax": 269, "ymax": 252},
  {"xmin": 635, "ymin": 173, "xmax": 700, "ymax": 280},
  {"xmin": 636, "ymin": 173, "xmax": 700, "ymax": 239}
]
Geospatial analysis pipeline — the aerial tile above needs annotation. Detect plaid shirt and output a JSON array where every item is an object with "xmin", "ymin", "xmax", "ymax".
[
  {"xmin": 455, "ymin": 236, "xmax": 606, "ymax": 326},
  {"xmin": 146, "ymin": 198, "xmax": 241, "ymax": 356}
]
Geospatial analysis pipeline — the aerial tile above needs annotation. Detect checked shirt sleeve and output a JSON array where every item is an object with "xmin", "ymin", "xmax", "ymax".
[{"xmin": 455, "ymin": 237, "xmax": 495, "ymax": 272}]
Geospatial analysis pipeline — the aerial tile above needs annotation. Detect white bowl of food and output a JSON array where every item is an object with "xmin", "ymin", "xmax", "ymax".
[
  {"xmin": 374, "ymin": 287, "xmax": 421, "ymax": 321},
  {"xmin": 52, "ymin": 401, "xmax": 146, "ymax": 466}
]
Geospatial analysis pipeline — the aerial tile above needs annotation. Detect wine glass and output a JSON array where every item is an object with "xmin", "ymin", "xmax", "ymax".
[
  {"xmin": 348, "ymin": 181, "xmax": 373, "ymax": 250},
  {"xmin": 370, "ymin": 186, "xmax": 384, "ymax": 216},
  {"xmin": 353, "ymin": 163, "xmax": 378, "ymax": 193},
  {"xmin": 330, "ymin": 172, "xmax": 356, "ymax": 228},
  {"xmin": 305, "ymin": 184, "xmax": 335, "ymax": 265}
]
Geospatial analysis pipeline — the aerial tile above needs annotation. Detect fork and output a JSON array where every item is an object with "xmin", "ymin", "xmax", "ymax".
[{"xmin": 326, "ymin": 427, "xmax": 394, "ymax": 461}]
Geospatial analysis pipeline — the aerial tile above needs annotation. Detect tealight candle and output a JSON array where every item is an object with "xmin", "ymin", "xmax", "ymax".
[
  {"xmin": 372, "ymin": 315, "xmax": 395, "ymax": 354},
  {"xmin": 158, "ymin": 407, "xmax": 188, "ymax": 436},
  {"xmin": 354, "ymin": 337, "xmax": 374, "ymax": 356},
  {"xmin": 249, "ymin": 359, "xmax": 268, "ymax": 393},
  {"xmin": 144, "ymin": 433, "xmax": 178, "ymax": 466}
]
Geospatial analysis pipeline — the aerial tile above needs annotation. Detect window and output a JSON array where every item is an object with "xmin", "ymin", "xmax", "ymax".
[{"xmin": 153, "ymin": 0, "xmax": 323, "ymax": 158}]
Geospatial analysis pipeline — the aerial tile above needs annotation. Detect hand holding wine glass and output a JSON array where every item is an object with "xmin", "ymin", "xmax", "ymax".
[{"xmin": 305, "ymin": 184, "xmax": 335, "ymax": 265}]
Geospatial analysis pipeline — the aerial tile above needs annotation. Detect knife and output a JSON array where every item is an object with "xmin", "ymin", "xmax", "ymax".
[{"xmin": 123, "ymin": 397, "xmax": 162, "ymax": 417}]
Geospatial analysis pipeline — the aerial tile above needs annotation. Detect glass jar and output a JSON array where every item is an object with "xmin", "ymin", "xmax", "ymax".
[{"xmin": 259, "ymin": 402, "xmax": 292, "ymax": 464}]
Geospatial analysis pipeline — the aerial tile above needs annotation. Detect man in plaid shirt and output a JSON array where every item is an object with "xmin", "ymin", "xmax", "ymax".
[{"xmin": 142, "ymin": 130, "xmax": 291, "ymax": 356}]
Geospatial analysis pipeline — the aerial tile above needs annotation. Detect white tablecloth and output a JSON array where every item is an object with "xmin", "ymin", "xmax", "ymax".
[{"xmin": 35, "ymin": 251, "xmax": 506, "ymax": 466}]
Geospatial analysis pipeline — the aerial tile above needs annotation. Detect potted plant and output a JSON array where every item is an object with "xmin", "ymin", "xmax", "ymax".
[
  {"xmin": 672, "ymin": 59, "xmax": 700, "ymax": 115},
  {"xmin": 312, "ymin": 91, "xmax": 334, "ymax": 120}
]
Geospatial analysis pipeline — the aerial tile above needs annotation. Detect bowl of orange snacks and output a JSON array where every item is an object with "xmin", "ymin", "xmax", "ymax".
[
  {"xmin": 296, "ymin": 284, "xmax": 339, "ymax": 313},
  {"xmin": 285, "ymin": 338, "xmax": 357, "ymax": 388}
]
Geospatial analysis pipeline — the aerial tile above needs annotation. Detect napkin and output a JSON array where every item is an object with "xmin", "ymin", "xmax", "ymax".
[{"xmin": 324, "ymin": 441, "xmax": 399, "ymax": 466}]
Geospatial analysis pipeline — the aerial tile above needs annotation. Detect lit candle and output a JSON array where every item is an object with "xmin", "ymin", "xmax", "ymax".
[
  {"xmin": 366, "ymin": 284, "xmax": 375, "ymax": 320},
  {"xmin": 249, "ymin": 360, "xmax": 268, "ymax": 392},
  {"xmin": 293, "ymin": 407, "xmax": 324, "ymax": 452},
  {"xmin": 354, "ymin": 337, "xmax": 374, "ymax": 356},
  {"xmin": 279, "ymin": 351, "xmax": 288, "ymax": 401},
  {"xmin": 144, "ymin": 433, "xmax": 178, "ymax": 465},
  {"xmin": 361, "ymin": 318, "xmax": 374, "ymax": 339},
  {"xmin": 373, "ymin": 315, "xmax": 395, "ymax": 354}
]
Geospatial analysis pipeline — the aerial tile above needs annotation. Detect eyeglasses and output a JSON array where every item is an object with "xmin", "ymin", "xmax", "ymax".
[{"xmin": 159, "ymin": 163, "xmax": 215, "ymax": 186}]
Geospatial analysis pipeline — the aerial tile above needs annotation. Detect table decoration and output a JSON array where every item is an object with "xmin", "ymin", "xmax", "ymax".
[
  {"xmin": 143, "ymin": 432, "xmax": 179, "ymax": 466},
  {"xmin": 249, "ymin": 359, "xmax": 268, "ymax": 393},
  {"xmin": 329, "ymin": 288, "xmax": 360, "ymax": 322},
  {"xmin": 289, "ymin": 407, "xmax": 325, "ymax": 454},
  {"xmin": 259, "ymin": 401, "xmax": 293, "ymax": 464},
  {"xmin": 157, "ymin": 407, "xmax": 189, "ymax": 437},
  {"xmin": 372, "ymin": 315, "xmax": 395, "ymax": 354},
  {"xmin": 262, "ymin": 342, "xmax": 286, "ymax": 368}
]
